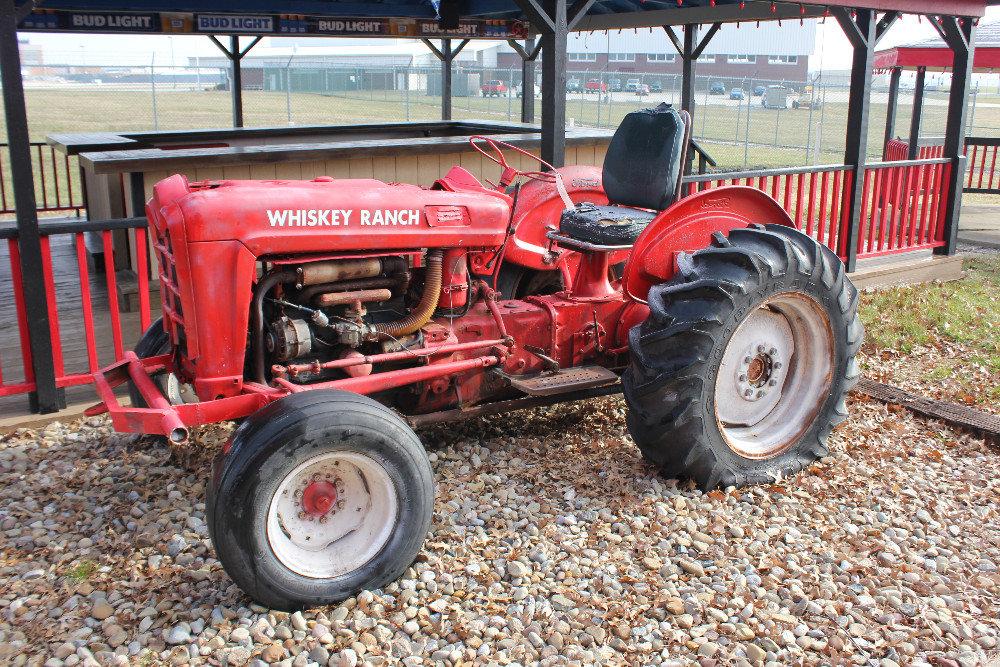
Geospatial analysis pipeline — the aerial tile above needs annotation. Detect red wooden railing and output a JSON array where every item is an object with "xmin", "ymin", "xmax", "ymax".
[
  {"xmin": 682, "ymin": 158, "xmax": 950, "ymax": 261},
  {"xmin": 885, "ymin": 136, "xmax": 1000, "ymax": 195},
  {"xmin": 0, "ymin": 220, "xmax": 151, "ymax": 399},
  {"xmin": 855, "ymin": 158, "xmax": 950, "ymax": 259},
  {"xmin": 0, "ymin": 142, "xmax": 84, "ymax": 217},
  {"xmin": 684, "ymin": 165, "xmax": 855, "ymax": 260}
]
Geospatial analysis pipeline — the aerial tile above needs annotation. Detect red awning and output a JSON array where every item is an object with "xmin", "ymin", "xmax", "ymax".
[
  {"xmin": 874, "ymin": 45, "xmax": 1000, "ymax": 72},
  {"xmin": 875, "ymin": 19, "xmax": 1000, "ymax": 72}
]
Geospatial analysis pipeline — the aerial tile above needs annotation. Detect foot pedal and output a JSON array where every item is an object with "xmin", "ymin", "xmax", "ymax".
[{"xmin": 509, "ymin": 366, "xmax": 619, "ymax": 397}]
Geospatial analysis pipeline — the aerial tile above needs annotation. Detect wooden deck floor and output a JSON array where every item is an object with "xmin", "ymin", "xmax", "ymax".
[{"xmin": 0, "ymin": 232, "xmax": 153, "ymax": 415}]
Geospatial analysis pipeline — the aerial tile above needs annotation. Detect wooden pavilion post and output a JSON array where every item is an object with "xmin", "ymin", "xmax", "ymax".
[
  {"xmin": 835, "ymin": 8, "xmax": 897, "ymax": 271},
  {"xmin": 907, "ymin": 66, "xmax": 927, "ymax": 159},
  {"xmin": 508, "ymin": 37, "xmax": 542, "ymax": 124},
  {"xmin": 422, "ymin": 38, "xmax": 470, "ymax": 122},
  {"xmin": 0, "ymin": 0, "xmax": 63, "ymax": 413},
  {"xmin": 937, "ymin": 16, "xmax": 976, "ymax": 255},
  {"xmin": 209, "ymin": 34, "xmax": 263, "ymax": 128},
  {"xmin": 883, "ymin": 66, "xmax": 902, "ymax": 157}
]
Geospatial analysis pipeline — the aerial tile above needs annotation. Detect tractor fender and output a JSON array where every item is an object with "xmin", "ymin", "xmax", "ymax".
[
  {"xmin": 621, "ymin": 185, "xmax": 794, "ymax": 303},
  {"xmin": 504, "ymin": 165, "xmax": 607, "ymax": 272}
]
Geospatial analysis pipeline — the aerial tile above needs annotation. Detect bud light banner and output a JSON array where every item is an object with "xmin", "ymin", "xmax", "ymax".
[{"xmin": 20, "ymin": 11, "xmax": 161, "ymax": 33}]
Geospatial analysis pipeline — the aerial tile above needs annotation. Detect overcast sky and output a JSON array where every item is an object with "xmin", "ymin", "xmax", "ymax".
[{"xmin": 20, "ymin": 8, "xmax": 1000, "ymax": 71}]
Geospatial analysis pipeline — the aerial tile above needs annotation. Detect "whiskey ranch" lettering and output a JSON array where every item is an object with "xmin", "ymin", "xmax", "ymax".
[{"xmin": 266, "ymin": 209, "xmax": 421, "ymax": 227}]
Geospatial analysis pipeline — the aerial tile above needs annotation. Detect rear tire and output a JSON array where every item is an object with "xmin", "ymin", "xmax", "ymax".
[
  {"xmin": 207, "ymin": 390, "xmax": 434, "ymax": 610},
  {"xmin": 623, "ymin": 224, "xmax": 862, "ymax": 490}
]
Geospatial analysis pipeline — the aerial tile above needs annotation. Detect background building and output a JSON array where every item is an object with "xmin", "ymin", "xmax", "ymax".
[{"xmin": 493, "ymin": 21, "xmax": 815, "ymax": 83}]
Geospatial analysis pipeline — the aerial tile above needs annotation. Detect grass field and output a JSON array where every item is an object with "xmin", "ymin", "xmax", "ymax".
[
  {"xmin": 7, "ymin": 85, "xmax": 995, "ymax": 165},
  {"xmin": 859, "ymin": 255, "xmax": 1000, "ymax": 407},
  {"xmin": 1, "ymin": 84, "xmax": 998, "ymax": 220}
]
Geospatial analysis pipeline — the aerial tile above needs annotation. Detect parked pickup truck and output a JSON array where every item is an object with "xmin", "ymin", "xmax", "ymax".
[
  {"xmin": 584, "ymin": 79, "xmax": 607, "ymax": 93},
  {"xmin": 480, "ymin": 80, "xmax": 508, "ymax": 97}
]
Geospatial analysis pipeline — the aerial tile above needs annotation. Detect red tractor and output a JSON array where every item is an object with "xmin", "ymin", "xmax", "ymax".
[{"xmin": 90, "ymin": 104, "xmax": 861, "ymax": 610}]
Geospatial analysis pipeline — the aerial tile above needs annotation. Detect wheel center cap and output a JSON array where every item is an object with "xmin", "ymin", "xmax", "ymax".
[
  {"xmin": 737, "ymin": 343, "xmax": 784, "ymax": 401},
  {"xmin": 302, "ymin": 481, "xmax": 338, "ymax": 516},
  {"xmin": 747, "ymin": 356, "xmax": 767, "ymax": 384}
]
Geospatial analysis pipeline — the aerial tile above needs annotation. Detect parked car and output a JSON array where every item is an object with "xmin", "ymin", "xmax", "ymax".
[
  {"xmin": 635, "ymin": 83, "xmax": 650, "ymax": 96},
  {"xmin": 480, "ymin": 80, "xmax": 508, "ymax": 97},
  {"xmin": 514, "ymin": 82, "xmax": 540, "ymax": 98},
  {"xmin": 608, "ymin": 77, "xmax": 623, "ymax": 92},
  {"xmin": 792, "ymin": 86, "xmax": 822, "ymax": 110},
  {"xmin": 761, "ymin": 85, "xmax": 789, "ymax": 109},
  {"xmin": 566, "ymin": 77, "xmax": 582, "ymax": 92},
  {"xmin": 625, "ymin": 77, "xmax": 642, "ymax": 93},
  {"xmin": 753, "ymin": 85, "xmax": 765, "ymax": 96},
  {"xmin": 709, "ymin": 81, "xmax": 726, "ymax": 95},
  {"xmin": 584, "ymin": 79, "xmax": 608, "ymax": 93},
  {"xmin": 730, "ymin": 87, "xmax": 745, "ymax": 100},
  {"xmin": 649, "ymin": 80, "xmax": 663, "ymax": 93}
]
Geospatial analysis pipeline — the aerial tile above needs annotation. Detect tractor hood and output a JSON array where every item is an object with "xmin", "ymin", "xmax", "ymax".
[{"xmin": 148, "ymin": 174, "xmax": 510, "ymax": 257}]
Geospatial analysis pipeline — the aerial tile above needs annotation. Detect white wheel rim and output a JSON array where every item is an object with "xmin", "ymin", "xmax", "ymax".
[
  {"xmin": 714, "ymin": 292, "xmax": 834, "ymax": 459},
  {"xmin": 164, "ymin": 374, "xmax": 198, "ymax": 404},
  {"xmin": 267, "ymin": 451, "xmax": 398, "ymax": 579}
]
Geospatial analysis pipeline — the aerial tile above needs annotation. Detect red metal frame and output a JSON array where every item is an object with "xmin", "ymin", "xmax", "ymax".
[{"xmin": 85, "ymin": 157, "xmax": 802, "ymax": 437}]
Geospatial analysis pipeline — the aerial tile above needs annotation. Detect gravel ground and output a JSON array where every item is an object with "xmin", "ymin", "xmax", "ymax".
[{"xmin": 1, "ymin": 383, "xmax": 998, "ymax": 667}]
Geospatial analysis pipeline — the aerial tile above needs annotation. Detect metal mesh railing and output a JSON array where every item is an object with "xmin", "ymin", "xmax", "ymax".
[{"xmin": 4, "ymin": 63, "xmax": 998, "ymax": 175}]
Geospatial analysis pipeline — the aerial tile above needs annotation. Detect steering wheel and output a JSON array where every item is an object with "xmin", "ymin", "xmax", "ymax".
[{"xmin": 469, "ymin": 135, "xmax": 561, "ymax": 189}]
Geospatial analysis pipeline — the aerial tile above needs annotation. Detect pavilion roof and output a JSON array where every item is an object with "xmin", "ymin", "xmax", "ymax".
[{"xmin": 15, "ymin": 0, "xmax": 987, "ymax": 38}]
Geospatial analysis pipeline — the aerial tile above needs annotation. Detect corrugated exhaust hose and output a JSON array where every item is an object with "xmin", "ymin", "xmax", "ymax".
[{"xmin": 373, "ymin": 249, "xmax": 443, "ymax": 340}]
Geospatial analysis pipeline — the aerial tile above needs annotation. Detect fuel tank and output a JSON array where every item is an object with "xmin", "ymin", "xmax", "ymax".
[{"xmin": 148, "ymin": 174, "xmax": 511, "ymax": 257}]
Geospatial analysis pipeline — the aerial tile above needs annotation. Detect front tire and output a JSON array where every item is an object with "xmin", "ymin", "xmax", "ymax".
[
  {"xmin": 495, "ymin": 263, "xmax": 564, "ymax": 299},
  {"xmin": 207, "ymin": 390, "xmax": 434, "ymax": 610},
  {"xmin": 129, "ymin": 318, "xmax": 196, "ymax": 407},
  {"xmin": 623, "ymin": 224, "xmax": 863, "ymax": 490}
]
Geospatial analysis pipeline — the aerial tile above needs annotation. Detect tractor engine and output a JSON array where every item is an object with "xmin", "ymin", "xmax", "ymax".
[
  {"xmin": 255, "ymin": 248, "xmax": 469, "ymax": 385},
  {"xmin": 145, "ymin": 174, "xmax": 509, "ymax": 402}
]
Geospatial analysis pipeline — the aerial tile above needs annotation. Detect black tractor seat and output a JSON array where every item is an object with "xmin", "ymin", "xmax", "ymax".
[
  {"xmin": 559, "ymin": 203, "xmax": 657, "ymax": 245},
  {"xmin": 560, "ymin": 102, "xmax": 689, "ymax": 246}
]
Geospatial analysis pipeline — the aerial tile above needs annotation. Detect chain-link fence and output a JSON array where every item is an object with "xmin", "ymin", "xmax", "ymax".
[{"xmin": 4, "ymin": 63, "xmax": 999, "ymax": 173}]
